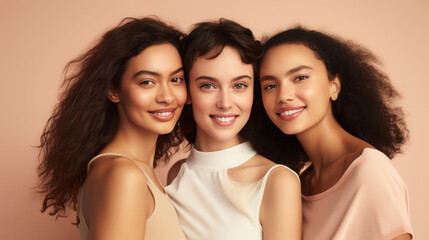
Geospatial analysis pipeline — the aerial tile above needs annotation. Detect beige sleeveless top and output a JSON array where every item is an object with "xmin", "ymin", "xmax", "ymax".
[{"xmin": 78, "ymin": 153, "xmax": 186, "ymax": 240}]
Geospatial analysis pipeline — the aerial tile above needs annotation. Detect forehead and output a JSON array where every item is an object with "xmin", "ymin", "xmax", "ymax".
[
  {"xmin": 125, "ymin": 43, "xmax": 181, "ymax": 73},
  {"xmin": 189, "ymin": 46, "xmax": 253, "ymax": 79},
  {"xmin": 260, "ymin": 43, "xmax": 323, "ymax": 73}
]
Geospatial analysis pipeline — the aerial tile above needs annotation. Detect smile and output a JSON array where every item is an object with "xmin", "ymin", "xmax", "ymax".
[
  {"xmin": 149, "ymin": 108, "xmax": 176, "ymax": 121},
  {"xmin": 210, "ymin": 114, "xmax": 238, "ymax": 126},
  {"xmin": 153, "ymin": 111, "xmax": 172, "ymax": 116},
  {"xmin": 276, "ymin": 107, "xmax": 305, "ymax": 121},
  {"xmin": 278, "ymin": 107, "xmax": 305, "ymax": 116},
  {"xmin": 212, "ymin": 116, "xmax": 236, "ymax": 122}
]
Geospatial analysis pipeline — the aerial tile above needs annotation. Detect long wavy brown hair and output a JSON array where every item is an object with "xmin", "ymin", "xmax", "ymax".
[{"xmin": 37, "ymin": 17, "xmax": 185, "ymax": 219}]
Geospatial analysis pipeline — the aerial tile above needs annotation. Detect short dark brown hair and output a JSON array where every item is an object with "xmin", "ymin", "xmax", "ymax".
[{"xmin": 179, "ymin": 18, "xmax": 262, "ymax": 143}]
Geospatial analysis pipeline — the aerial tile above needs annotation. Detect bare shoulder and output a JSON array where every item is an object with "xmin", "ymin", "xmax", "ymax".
[
  {"xmin": 251, "ymin": 153, "xmax": 276, "ymax": 166},
  {"xmin": 87, "ymin": 156, "xmax": 146, "ymax": 183},
  {"xmin": 249, "ymin": 154, "xmax": 300, "ymax": 187},
  {"xmin": 227, "ymin": 154, "xmax": 275, "ymax": 183},
  {"xmin": 85, "ymin": 156, "xmax": 149, "ymax": 200},
  {"xmin": 84, "ymin": 156, "xmax": 152, "ymax": 239},
  {"xmin": 265, "ymin": 165, "xmax": 301, "ymax": 190},
  {"xmin": 167, "ymin": 159, "xmax": 186, "ymax": 185}
]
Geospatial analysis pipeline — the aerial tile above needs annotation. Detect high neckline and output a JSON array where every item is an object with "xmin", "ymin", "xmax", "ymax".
[{"xmin": 186, "ymin": 142, "xmax": 257, "ymax": 170}]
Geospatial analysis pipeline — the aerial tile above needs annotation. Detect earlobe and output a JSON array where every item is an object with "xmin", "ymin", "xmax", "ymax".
[
  {"xmin": 330, "ymin": 76, "xmax": 341, "ymax": 101},
  {"xmin": 108, "ymin": 86, "xmax": 120, "ymax": 103}
]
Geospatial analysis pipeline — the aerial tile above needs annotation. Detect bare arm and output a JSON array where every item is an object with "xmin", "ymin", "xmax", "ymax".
[
  {"xmin": 260, "ymin": 167, "xmax": 302, "ymax": 240},
  {"xmin": 84, "ymin": 158, "xmax": 153, "ymax": 240}
]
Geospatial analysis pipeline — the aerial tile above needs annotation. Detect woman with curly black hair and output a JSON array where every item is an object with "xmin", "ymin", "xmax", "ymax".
[
  {"xmin": 37, "ymin": 17, "xmax": 187, "ymax": 239},
  {"xmin": 256, "ymin": 27, "xmax": 412, "ymax": 239}
]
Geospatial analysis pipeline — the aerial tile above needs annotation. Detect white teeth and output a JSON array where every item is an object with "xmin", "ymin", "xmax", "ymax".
[
  {"xmin": 279, "ymin": 108, "xmax": 304, "ymax": 116},
  {"xmin": 213, "ymin": 116, "xmax": 236, "ymax": 122},
  {"xmin": 154, "ymin": 112, "xmax": 172, "ymax": 116}
]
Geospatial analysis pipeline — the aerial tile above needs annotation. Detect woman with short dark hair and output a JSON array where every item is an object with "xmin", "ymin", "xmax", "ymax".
[{"xmin": 166, "ymin": 19, "xmax": 302, "ymax": 240}]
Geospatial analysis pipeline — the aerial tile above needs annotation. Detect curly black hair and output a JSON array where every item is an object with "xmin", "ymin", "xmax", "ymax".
[{"xmin": 250, "ymin": 26, "xmax": 408, "ymax": 172}]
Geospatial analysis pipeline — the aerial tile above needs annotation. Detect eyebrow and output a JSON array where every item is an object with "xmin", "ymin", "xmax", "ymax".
[
  {"xmin": 260, "ymin": 65, "xmax": 312, "ymax": 82},
  {"xmin": 195, "ymin": 75, "xmax": 252, "ymax": 82},
  {"xmin": 132, "ymin": 67, "xmax": 183, "ymax": 79}
]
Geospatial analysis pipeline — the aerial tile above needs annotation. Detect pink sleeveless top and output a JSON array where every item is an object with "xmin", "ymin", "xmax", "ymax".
[{"xmin": 78, "ymin": 153, "xmax": 186, "ymax": 240}]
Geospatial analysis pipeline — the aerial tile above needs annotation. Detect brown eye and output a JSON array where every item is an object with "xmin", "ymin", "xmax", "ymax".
[
  {"xmin": 171, "ymin": 77, "xmax": 183, "ymax": 83},
  {"xmin": 295, "ymin": 75, "xmax": 308, "ymax": 82},
  {"xmin": 263, "ymin": 84, "xmax": 277, "ymax": 90},
  {"xmin": 139, "ymin": 80, "xmax": 154, "ymax": 85}
]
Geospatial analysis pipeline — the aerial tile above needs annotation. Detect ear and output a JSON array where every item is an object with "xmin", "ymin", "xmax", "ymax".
[
  {"xmin": 330, "ymin": 75, "xmax": 341, "ymax": 101},
  {"xmin": 108, "ymin": 85, "xmax": 120, "ymax": 103}
]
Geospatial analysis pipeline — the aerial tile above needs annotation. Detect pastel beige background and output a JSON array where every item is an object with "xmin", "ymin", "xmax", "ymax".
[{"xmin": 1, "ymin": 0, "xmax": 427, "ymax": 239}]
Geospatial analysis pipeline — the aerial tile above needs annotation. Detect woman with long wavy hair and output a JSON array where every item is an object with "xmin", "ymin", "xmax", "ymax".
[
  {"xmin": 37, "ymin": 17, "xmax": 187, "ymax": 240},
  {"xmin": 255, "ymin": 27, "xmax": 412, "ymax": 239}
]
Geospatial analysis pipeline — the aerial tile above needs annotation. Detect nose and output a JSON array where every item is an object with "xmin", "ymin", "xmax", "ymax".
[
  {"xmin": 277, "ymin": 82, "xmax": 294, "ymax": 103},
  {"xmin": 216, "ymin": 89, "xmax": 232, "ymax": 109},
  {"xmin": 156, "ymin": 83, "xmax": 174, "ymax": 105}
]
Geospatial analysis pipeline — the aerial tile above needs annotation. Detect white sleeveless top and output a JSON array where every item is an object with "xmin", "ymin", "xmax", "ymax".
[{"xmin": 165, "ymin": 142, "xmax": 299, "ymax": 240}]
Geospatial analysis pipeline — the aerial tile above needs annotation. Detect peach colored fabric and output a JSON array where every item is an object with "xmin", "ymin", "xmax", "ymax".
[
  {"xmin": 78, "ymin": 153, "xmax": 186, "ymax": 240},
  {"xmin": 302, "ymin": 148, "xmax": 412, "ymax": 240}
]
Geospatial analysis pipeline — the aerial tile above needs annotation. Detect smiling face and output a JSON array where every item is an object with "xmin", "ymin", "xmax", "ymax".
[
  {"xmin": 259, "ymin": 43, "xmax": 340, "ymax": 136},
  {"xmin": 188, "ymin": 46, "xmax": 254, "ymax": 150},
  {"xmin": 110, "ymin": 43, "xmax": 187, "ymax": 136}
]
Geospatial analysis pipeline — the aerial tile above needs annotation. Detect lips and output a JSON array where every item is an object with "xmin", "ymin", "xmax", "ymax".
[
  {"xmin": 210, "ymin": 114, "xmax": 238, "ymax": 127},
  {"xmin": 149, "ymin": 108, "xmax": 176, "ymax": 121},
  {"xmin": 276, "ymin": 107, "xmax": 305, "ymax": 120}
]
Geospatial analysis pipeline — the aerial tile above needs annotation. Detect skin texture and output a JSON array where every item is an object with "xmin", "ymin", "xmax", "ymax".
[
  {"xmin": 260, "ymin": 43, "xmax": 410, "ymax": 240},
  {"xmin": 260, "ymin": 44, "xmax": 340, "ymax": 137},
  {"xmin": 82, "ymin": 43, "xmax": 186, "ymax": 240},
  {"xmin": 172, "ymin": 46, "xmax": 302, "ymax": 239},
  {"xmin": 188, "ymin": 46, "xmax": 254, "ymax": 151}
]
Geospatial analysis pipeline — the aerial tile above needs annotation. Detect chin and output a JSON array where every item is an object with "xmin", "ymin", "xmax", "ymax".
[
  {"xmin": 155, "ymin": 126, "xmax": 176, "ymax": 135},
  {"xmin": 211, "ymin": 131, "xmax": 241, "ymax": 143},
  {"xmin": 274, "ymin": 124, "xmax": 300, "ymax": 136}
]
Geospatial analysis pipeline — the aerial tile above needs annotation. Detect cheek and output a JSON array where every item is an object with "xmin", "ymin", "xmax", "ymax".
[
  {"xmin": 300, "ymin": 83, "xmax": 331, "ymax": 104},
  {"xmin": 189, "ymin": 90, "xmax": 212, "ymax": 115},
  {"xmin": 237, "ymin": 92, "xmax": 253, "ymax": 113},
  {"xmin": 301, "ymin": 87, "xmax": 316, "ymax": 100},
  {"xmin": 122, "ymin": 87, "xmax": 151, "ymax": 108},
  {"xmin": 174, "ymin": 86, "xmax": 188, "ymax": 106},
  {"xmin": 261, "ymin": 92, "xmax": 276, "ymax": 112}
]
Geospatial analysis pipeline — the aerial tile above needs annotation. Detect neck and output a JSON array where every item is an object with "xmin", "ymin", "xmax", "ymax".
[
  {"xmin": 194, "ymin": 128, "xmax": 243, "ymax": 152},
  {"xmin": 103, "ymin": 123, "xmax": 158, "ymax": 168},
  {"xmin": 296, "ymin": 112, "xmax": 352, "ymax": 178}
]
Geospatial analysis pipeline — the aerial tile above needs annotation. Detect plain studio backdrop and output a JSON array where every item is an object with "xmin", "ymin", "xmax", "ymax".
[{"xmin": 1, "ymin": 0, "xmax": 427, "ymax": 239}]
